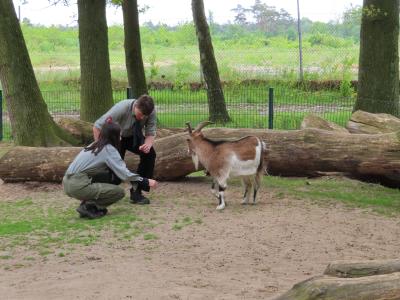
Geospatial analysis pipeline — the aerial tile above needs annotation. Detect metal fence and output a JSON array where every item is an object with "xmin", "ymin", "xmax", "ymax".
[{"xmin": 0, "ymin": 86, "xmax": 355, "ymax": 141}]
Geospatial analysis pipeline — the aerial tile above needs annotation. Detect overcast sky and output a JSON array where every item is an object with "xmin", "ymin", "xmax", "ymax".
[{"xmin": 13, "ymin": 0, "xmax": 363, "ymax": 27}]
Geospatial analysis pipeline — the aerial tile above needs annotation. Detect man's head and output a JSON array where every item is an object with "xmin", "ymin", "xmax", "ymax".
[{"xmin": 134, "ymin": 95, "xmax": 154, "ymax": 120}]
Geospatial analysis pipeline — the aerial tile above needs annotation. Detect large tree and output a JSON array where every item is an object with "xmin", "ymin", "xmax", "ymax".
[
  {"xmin": 192, "ymin": 0, "xmax": 230, "ymax": 123},
  {"xmin": 0, "ymin": 0, "xmax": 76, "ymax": 146},
  {"xmin": 78, "ymin": 0, "xmax": 114, "ymax": 122},
  {"xmin": 122, "ymin": 0, "xmax": 148, "ymax": 98},
  {"xmin": 250, "ymin": 0, "xmax": 294, "ymax": 35},
  {"xmin": 354, "ymin": 0, "xmax": 399, "ymax": 116}
]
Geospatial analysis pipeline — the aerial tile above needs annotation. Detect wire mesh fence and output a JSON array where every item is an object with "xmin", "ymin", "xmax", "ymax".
[{"xmin": 0, "ymin": 86, "xmax": 356, "ymax": 141}]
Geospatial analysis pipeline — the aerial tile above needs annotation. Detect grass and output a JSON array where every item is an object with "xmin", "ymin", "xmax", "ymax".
[
  {"xmin": 262, "ymin": 176, "xmax": 400, "ymax": 216},
  {"xmin": 0, "ymin": 175, "xmax": 399, "ymax": 267},
  {"xmin": 0, "ymin": 197, "xmax": 160, "ymax": 257}
]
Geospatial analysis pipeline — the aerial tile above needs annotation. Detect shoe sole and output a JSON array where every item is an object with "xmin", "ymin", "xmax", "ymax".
[
  {"xmin": 76, "ymin": 207, "xmax": 104, "ymax": 219},
  {"xmin": 129, "ymin": 200, "xmax": 150, "ymax": 205}
]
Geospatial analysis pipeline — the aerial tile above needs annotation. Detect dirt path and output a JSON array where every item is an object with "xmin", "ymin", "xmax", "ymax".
[{"xmin": 0, "ymin": 177, "xmax": 399, "ymax": 299}]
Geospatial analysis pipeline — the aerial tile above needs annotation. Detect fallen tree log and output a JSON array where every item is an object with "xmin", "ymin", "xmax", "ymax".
[
  {"xmin": 274, "ymin": 273, "xmax": 400, "ymax": 300},
  {"xmin": 301, "ymin": 114, "xmax": 349, "ymax": 133},
  {"xmin": 55, "ymin": 117, "xmax": 186, "ymax": 145},
  {"xmin": 347, "ymin": 110, "xmax": 400, "ymax": 134},
  {"xmin": 1, "ymin": 127, "xmax": 400, "ymax": 184},
  {"xmin": 55, "ymin": 117, "xmax": 94, "ymax": 145},
  {"xmin": 275, "ymin": 259, "xmax": 400, "ymax": 300},
  {"xmin": 324, "ymin": 259, "xmax": 400, "ymax": 278}
]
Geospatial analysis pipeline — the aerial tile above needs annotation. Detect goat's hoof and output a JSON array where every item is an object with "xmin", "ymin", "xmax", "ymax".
[
  {"xmin": 216, "ymin": 204, "xmax": 225, "ymax": 210},
  {"xmin": 241, "ymin": 201, "xmax": 248, "ymax": 205}
]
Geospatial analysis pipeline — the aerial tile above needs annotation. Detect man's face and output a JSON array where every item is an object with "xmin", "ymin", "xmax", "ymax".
[{"xmin": 134, "ymin": 106, "xmax": 145, "ymax": 120}]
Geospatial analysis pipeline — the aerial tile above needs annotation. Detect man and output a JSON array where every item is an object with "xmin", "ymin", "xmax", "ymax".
[{"xmin": 93, "ymin": 94, "xmax": 156, "ymax": 205}]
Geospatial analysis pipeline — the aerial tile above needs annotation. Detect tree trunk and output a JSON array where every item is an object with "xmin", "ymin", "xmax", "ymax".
[
  {"xmin": 324, "ymin": 259, "xmax": 400, "ymax": 278},
  {"xmin": 191, "ymin": 0, "xmax": 230, "ymax": 123},
  {"xmin": 354, "ymin": 0, "xmax": 399, "ymax": 116},
  {"xmin": 275, "ymin": 273, "xmax": 400, "ymax": 300},
  {"xmin": 0, "ymin": 0, "xmax": 77, "ymax": 146},
  {"xmin": 55, "ymin": 116, "xmax": 185, "ymax": 146},
  {"xmin": 78, "ymin": 0, "xmax": 114, "ymax": 122},
  {"xmin": 1, "ymin": 128, "xmax": 400, "ymax": 185},
  {"xmin": 347, "ymin": 110, "xmax": 400, "ymax": 134},
  {"xmin": 301, "ymin": 114, "xmax": 349, "ymax": 133},
  {"xmin": 122, "ymin": 0, "xmax": 148, "ymax": 98},
  {"xmin": 55, "ymin": 117, "xmax": 94, "ymax": 145}
]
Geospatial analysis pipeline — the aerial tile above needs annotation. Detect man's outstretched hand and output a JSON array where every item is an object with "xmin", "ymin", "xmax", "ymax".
[{"xmin": 139, "ymin": 143, "xmax": 151, "ymax": 153}]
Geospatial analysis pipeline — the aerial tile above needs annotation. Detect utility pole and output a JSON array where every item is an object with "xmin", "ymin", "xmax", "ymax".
[{"xmin": 296, "ymin": 0, "xmax": 304, "ymax": 82}]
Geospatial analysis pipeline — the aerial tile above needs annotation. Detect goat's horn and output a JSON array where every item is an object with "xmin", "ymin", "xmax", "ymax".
[
  {"xmin": 194, "ymin": 121, "xmax": 214, "ymax": 132},
  {"xmin": 185, "ymin": 121, "xmax": 192, "ymax": 134}
]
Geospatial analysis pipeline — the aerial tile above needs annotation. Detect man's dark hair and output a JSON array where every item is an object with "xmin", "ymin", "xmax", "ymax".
[
  {"xmin": 135, "ymin": 94, "xmax": 154, "ymax": 116},
  {"xmin": 85, "ymin": 122, "xmax": 121, "ymax": 155}
]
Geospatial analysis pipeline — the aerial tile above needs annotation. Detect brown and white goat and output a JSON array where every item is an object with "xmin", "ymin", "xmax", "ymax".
[{"xmin": 186, "ymin": 121, "xmax": 266, "ymax": 210}]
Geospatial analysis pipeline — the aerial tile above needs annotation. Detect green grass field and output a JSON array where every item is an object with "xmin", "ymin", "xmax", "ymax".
[{"xmin": 0, "ymin": 25, "xmax": 360, "ymax": 141}]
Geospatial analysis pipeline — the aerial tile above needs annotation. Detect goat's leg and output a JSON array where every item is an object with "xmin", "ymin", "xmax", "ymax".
[
  {"xmin": 210, "ymin": 179, "xmax": 219, "ymax": 198},
  {"xmin": 252, "ymin": 172, "xmax": 262, "ymax": 205},
  {"xmin": 216, "ymin": 180, "xmax": 227, "ymax": 210},
  {"xmin": 241, "ymin": 177, "xmax": 251, "ymax": 205}
]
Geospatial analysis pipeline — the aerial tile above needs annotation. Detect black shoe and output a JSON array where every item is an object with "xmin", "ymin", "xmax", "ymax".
[
  {"xmin": 130, "ymin": 190, "xmax": 150, "ymax": 205},
  {"xmin": 98, "ymin": 208, "xmax": 108, "ymax": 216},
  {"xmin": 76, "ymin": 203, "xmax": 104, "ymax": 219}
]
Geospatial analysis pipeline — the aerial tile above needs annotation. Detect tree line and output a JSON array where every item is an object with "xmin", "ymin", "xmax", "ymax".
[{"xmin": 0, "ymin": 0, "xmax": 398, "ymax": 147}]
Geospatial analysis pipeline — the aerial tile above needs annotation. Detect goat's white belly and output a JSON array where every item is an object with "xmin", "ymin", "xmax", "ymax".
[{"xmin": 228, "ymin": 154, "xmax": 260, "ymax": 177}]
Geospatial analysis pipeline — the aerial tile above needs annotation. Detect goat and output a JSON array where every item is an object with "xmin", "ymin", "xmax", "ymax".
[{"xmin": 186, "ymin": 121, "xmax": 266, "ymax": 210}]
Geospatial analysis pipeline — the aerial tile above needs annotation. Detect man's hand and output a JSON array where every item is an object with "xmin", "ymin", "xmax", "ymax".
[
  {"xmin": 139, "ymin": 136, "xmax": 155, "ymax": 153},
  {"xmin": 139, "ymin": 143, "xmax": 151, "ymax": 153}
]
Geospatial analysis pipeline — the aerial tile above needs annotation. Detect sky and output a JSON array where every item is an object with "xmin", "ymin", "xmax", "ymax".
[{"xmin": 13, "ymin": 0, "xmax": 363, "ymax": 27}]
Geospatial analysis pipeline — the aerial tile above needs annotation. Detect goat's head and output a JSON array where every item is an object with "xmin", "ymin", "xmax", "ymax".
[
  {"xmin": 185, "ymin": 121, "xmax": 213, "ymax": 169},
  {"xmin": 185, "ymin": 121, "xmax": 213, "ymax": 150}
]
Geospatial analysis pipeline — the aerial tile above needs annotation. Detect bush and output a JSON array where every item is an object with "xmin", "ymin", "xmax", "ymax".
[{"xmin": 307, "ymin": 33, "xmax": 353, "ymax": 48}]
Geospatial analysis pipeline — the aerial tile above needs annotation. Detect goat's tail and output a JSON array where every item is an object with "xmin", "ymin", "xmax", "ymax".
[
  {"xmin": 257, "ymin": 139, "xmax": 268, "ymax": 178},
  {"xmin": 257, "ymin": 140, "xmax": 268, "ymax": 176}
]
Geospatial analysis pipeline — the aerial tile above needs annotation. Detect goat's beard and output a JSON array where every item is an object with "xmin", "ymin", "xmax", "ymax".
[{"xmin": 191, "ymin": 153, "xmax": 199, "ymax": 170}]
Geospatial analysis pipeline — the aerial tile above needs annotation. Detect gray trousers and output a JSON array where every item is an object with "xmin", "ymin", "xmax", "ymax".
[{"xmin": 63, "ymin": 173, "xmax": 125, "ymax": 208}]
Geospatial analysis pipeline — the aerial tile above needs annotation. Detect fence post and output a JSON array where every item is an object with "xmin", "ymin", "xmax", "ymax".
[
  {"xmin": 0, "ymin": 90, "xmax": 2, "ymax": 141},
  {"xmin": 296, "ymin": 0, "xmax": 304, "ymax": 82},
  {"xmin": 126, "ymin": 87, "xmax": 132, "ymax": 99},
  {"xmin": 268, "ymin": 87, "xmax": 274, "ymax": 130}
]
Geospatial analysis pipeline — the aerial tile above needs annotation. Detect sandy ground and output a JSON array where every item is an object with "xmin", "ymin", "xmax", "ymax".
[{"xmin": 0, "ymin": 177, "xmax": 399, "ymax": 300}]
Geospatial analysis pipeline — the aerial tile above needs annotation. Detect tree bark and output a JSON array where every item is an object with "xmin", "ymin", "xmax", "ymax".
[
  {"xmin": 78, "ymin": 0, "xmax": 114, "ymax": 122},
  {"xmin": 0, "ymin": 0, "xmax": 77, "ymax": 146},
  {"xmin": 324, "ymin": 259, "xmax": 400, "ymax": 278},
  {"xmin": 274, "ymin": 273, "xmax": 400, "ymax": 300},
  {"xmin": 354, "ymin": 0, "xmax": 399, "ymax": 116},
  {"xmin": 301, "ymin": 114, "xmax": 349, "ymax": 133},
  {"xmin": 191, "ymin": 0, "xmax": 230, "ymax": 123},
  {"xmin": 122, "ymin": 0, "xmax": 148, "ymax": 98},
  {"xmin": 55, "ymin": 117, "xmax": 94, "ymax": 145},
  {"xmin": 55, "ymin": 116, "xmax": 185, "ymax": 146},
  {"xmin": 347, "ymin": 110, "xmax": 400, "ymax": 134},
  {"xmin": 1, "ymin": 128, "xmax": 400, "ymax": 185}
]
